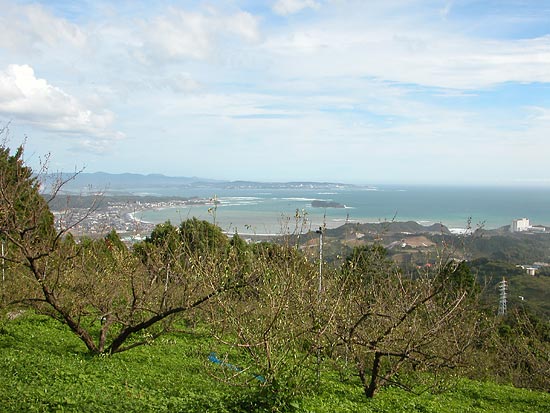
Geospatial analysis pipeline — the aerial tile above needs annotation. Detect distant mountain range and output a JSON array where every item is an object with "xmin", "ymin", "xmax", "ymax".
[
  {"xmin": 53, "ymin": 172, "xmax": 220, "ymax": 190},
  {"xmin": 49, "ymin": 172, "xmax": 357, "ymax": 194}
]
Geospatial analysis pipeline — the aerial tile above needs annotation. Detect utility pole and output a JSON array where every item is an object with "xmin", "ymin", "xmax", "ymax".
[
  {"xmin": 498, "ymin": 277, "xmax": 508, "ymax": 316},
  {"xmin": 314, "ymin": 226, "xmax": 324, "ymax": 384},
  {"xmin": 315, "ymin": 226, "xmax": 323, "ymax": 295}
]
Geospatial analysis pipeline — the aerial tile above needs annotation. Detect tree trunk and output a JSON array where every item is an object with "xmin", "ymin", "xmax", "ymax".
[
  {"xmin": 365, "ymin": 351, "xmax": 382, "ymax": 398},
  {"xmin": 108, "ymin": 288, "xmax": 224, "ymax": 353},
  {"xmin": 30, "ymin": 259, "xmax": 100, "ymax": 354},
  {"xmin": 41, "ymin": 283, "xmax": 99, "ymax": 354}
]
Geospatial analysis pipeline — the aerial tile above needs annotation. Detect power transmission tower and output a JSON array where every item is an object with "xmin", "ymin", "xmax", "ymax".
[{"xmin": 498, "ymin": 278, "xmax": 508, "ymax": 316}]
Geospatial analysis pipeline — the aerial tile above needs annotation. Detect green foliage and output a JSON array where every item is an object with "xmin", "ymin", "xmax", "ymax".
[
  {"xmin": 440, "ymin": 261, "xmax": 480, "ymax": 295},
  {"xmin": 0, "ymin": 146, "xmax": 55, "ymax": 240},
  {"xmin": 0, "ymin": 145, "xmax": 57, "ymax": 272},
  {"xmin": 137, "ymin": 218, "xmax": 230, "ymax": 266},
  {"xmin": 0, "ymin": 313, "xmax": 235, "ymax": 412},
  {"xmin": 469, "ymin": 258, "xmax": 524, "ymax": 280},
  {"xmin": 468, "ymin": 235, "xmax": 550, "ymax": 263},
  {"xmin": 469, "ymin": 258, "xmax": 550, "ymax": 319},
  {"xmin": 333, "ymin": 245, "xmax": 484, "ymax": 398},
  {"xmin": 146, "ymin": 220, "xmax": 179, "ymax": 246},
  {"xmin": 208, "ymin": 240, "xmax": 321, "ymax": 403},
  {"xmin": 229, "ymin": 232, "xmax": 248, "ymax": 253},
  {"xmin": 0, "ymin": 144, "xmax": 241, "ymax": 356},
  {"xmin": 1, "ymin": 313, "xmax": 549, "ymax": 412},
  {"xmin": 2, "ymin": 141, "xmax": 549, "ymax": 408},
  {"xmin": 0, "ymin": 143, "xmax": 60, "ymax": 310},
  {"xmin": 341, "ymin": 244, "xmax": 394, "ymax": 284},
  {"xmin": 179, "ymin": 217, "xmax": 228, "ymax": 254}
]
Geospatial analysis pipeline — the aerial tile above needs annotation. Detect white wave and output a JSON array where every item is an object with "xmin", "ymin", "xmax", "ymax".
[
  {"xmin": 282, "ymin": 197, "xmax": 317, "ymax": 201},
  {"xmin": 449, "ymin": 228, "xmax": 473, "ymax": 235},
  {"xmin": 223, "ymin": 196, "xmax": 263, "ymax": 201},
  {"xmin": 129, "ymin": 212, "xmax": 154, "ymax": 224},
  {"xmin": 223, "ymin": 231, "xmax": 279, "ymax": 236},
  {"xmin": 217, "ymin": 202, "xmax": 261, "ymax": 207}
]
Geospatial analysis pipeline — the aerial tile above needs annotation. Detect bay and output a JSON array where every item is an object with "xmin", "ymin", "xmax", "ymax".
[{"xmin": 132, "ymin": 185, "xmax": 550, "ymax": 235}]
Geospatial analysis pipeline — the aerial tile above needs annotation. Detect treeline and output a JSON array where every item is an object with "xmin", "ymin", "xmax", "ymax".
[
  {"xmin": 1, "ymin": 142, "xmax": 549, "ymax": 408},
  {"xmin": 468, "ymin": 234, "xmax": 550, "ymax": 263}
]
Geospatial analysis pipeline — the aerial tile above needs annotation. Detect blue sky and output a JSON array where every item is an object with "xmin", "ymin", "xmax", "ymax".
[{"xmin": 1, "ymin": 0, "xmax": 549, "ymax": 185}]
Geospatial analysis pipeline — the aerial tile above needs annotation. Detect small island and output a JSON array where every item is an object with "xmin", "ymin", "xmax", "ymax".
[{"xmin": 311, "ymin": 200, "xmax": 346, "ymax": 208}]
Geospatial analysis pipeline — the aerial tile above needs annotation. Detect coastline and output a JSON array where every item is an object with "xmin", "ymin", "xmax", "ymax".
[
  {"xmin": 128, "ymin": 207, "xmax": 473, "ymax": 237},
  {"xmin": 56, "ymin": 186, "xmax": 550, "ymax": 238}
]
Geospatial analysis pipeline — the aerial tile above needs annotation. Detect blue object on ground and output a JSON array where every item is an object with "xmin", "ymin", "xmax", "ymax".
[
  {"xmin": 208, "ymin": 352, "xmax": 222, "ymax": 364},
  {"xmin": 208, "ymin": 352, "xmax": 265, "ymax": 382}
]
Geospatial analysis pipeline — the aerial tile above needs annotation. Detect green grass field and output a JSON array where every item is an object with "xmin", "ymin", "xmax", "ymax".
[{"xmin": 1, "ymin": 313, "xmax": 549, "ymax": 412}]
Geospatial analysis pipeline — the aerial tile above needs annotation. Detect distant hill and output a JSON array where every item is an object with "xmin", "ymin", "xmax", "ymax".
[
  {"xmin": 326, "ymin": 221, "xmax": 451, "ymax": 237},
  {"xmin": 45, "ymin": 172, "xmax": 355, "ymax": 195},
  {"xmin": 47, "ymin": 172, "xmax": 223, "ymax": 194},
  {"xmin": 220, "ymin": 181, "xmax": 354, "ymax": 190}
]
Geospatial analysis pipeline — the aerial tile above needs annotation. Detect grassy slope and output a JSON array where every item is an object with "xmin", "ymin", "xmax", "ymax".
[{"xmin": 1, "ymin": 314, "xmax": 549, "ymax": 413}]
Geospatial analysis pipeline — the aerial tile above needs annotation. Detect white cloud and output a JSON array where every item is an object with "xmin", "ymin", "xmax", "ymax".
[
  {"xmin": 164, "ymin": 73, "xmax": 202, "ymax": 93},
  {"xmin": 140, "ymin": 8, "xmax": 260, "ymax": 62},
  {"xmin": 272, "ymin": 0, "xmax": 321, "ymax": 16},
  {"xmin": 0, "ymin": 2, "xmax": 86, "ymax": 52},
  {"xmin": 0, "ymin": 64, "xmax": 119, "ymax": 139},
  {"xmin": 143, "ymin": 9, "xmax": 212, "ymax": 60},
  {"xmin": 527, "ymin": 106, "xmax": 550, "ymax": 122},
  {"xmin": 0, "ymin": 0, "xmax": 548, "ymax": 183},
  {"xmin": 71, "ymin": 138, "xmax": 114, "ymax": 155},
  {"xmin": 263, "ymin": 23, "xmax": 550, "ymax": 89},
  {"xmin": 227, "ymin": 11, "xmax": 261, "ymax": 42}
]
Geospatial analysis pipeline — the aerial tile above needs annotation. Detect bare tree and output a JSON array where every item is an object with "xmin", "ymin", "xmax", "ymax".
[
  {"xmin": 473, "ymin": 308, "xmax": 550, "ymax": 391},
  {"xmin": 329, "ymin": 245, "xmax": 481, "ymax": 398},
  {"xmin": 0, "ymin": 141, "xmax": 241, "ymax": 354},
  {"xmin": 206, "ymin": 241, "xmax": 327, "ymax": 399}
]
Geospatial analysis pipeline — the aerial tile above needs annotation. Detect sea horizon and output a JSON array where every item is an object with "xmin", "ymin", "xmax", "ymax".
[{"xmin": 128, "ymin": 184, "xmax": 550, "ymax": 236}]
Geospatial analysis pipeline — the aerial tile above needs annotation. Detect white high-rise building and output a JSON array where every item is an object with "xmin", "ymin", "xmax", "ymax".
[{"xmin": 511, "ymin": 218, "xmax": 530, "ymax": 232}]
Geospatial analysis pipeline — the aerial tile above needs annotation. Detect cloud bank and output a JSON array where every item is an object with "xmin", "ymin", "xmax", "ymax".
[
  {"xmin": 0, "ymin": 64, "xmax": 117, "ymax": 138},
  {"xmin": 0, "ymin": 0, "xmax": 549, "ymax": 184}
]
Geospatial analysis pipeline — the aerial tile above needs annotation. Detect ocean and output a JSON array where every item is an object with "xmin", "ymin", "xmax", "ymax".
[{"xmin": 134, "ymin": 185, "xmax": 550, "ymax": 235}]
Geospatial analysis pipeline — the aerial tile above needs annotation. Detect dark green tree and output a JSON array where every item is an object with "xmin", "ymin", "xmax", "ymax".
[
  {"xmin": 0, "ymin": 145, "xmax": 57, "ymax": 260},
  {"xmin": 440, "ymin": 260, "xmax": 480, "ymax": 295},
  {"xmin": 179, "ymin": 217, "xmax": 228, "ymax": 254},
  {"xmin": 1, "ymin": 142, "xmax": 245, "ymax": 354},
  {"xmin": 0, "ymin": 143, "xmax": 98, "ymax": 349},
  {"xmin": 341, "ymin": 244, "xmax": 394, "ymax": 287}
]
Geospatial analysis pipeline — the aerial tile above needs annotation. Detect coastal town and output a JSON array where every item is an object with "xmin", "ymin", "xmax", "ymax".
[{"xmin": 52, "ymin": 196, "xmax": 216, "ymax": 241}]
